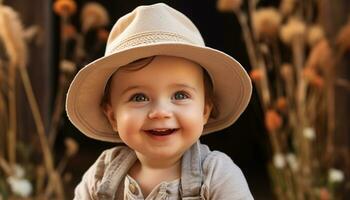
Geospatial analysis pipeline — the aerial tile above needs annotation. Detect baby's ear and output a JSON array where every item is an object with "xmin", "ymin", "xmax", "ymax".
[
  {"xmin": 103, "ymin": 104, "xmax": 118, "ymax": 132},
  {"xmin": 203, "ymin": 102, "xmax": 213, "ymax": 124}
]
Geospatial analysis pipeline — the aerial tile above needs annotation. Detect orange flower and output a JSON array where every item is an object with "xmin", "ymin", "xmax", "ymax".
[
  {"xmin": 319, "ymin": 188, "xmax": 330, "ymax": 200},
  {"xmin": 303, "ymin": 67, "xmax": 316, "ymax": 80},
  {"xmin": 265, "ymin": 109, "xmax": 282, "ymax": 132},
  {"xmin": 97, "ymin": 28, "xmax": 109, "ymax": 42},
  {"xmin": 61, "ymin": 24, "xmax": 76, "ymax": 40},
  {"xmin": 303, "ymin": 68, "xmax": 324, "ymax": 89},
  {"xmin": 276, "ymin": 97, "xmax": 288, "ymax": 112},
  {"xmin": 310, "ymin": 75, "xmax": 324, "ymax": 89},
  {"xmin": 53, "ymin": 0, "xmax": 77, "ymax": 17},
  {"xmin": 249, "ymin": 68, "xmax": 264, "ymax": 82},
  {"xmin": 217, "ymin": 0, "xmax": 242, "ymax": 12}
]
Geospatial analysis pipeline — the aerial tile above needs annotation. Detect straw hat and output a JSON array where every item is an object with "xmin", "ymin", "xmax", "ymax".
[{"xmin": 66, "ymin": 3, "xmax": 252, "ymax": 143}]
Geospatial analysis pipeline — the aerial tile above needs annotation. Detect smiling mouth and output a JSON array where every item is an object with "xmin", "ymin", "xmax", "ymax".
[{"xmin": 145, "ymin": 129, "xmax": 179, "ymax": 136}]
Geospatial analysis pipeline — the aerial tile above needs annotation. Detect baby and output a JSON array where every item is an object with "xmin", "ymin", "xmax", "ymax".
[{"xmin": 66, "ymin": 3, "xmax": 253, "ymax": 200}]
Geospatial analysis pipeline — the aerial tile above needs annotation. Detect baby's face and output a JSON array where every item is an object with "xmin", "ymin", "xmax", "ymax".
[{"xmin": 104, "ymin": 56, "xmax": 212, "ymax": 162}]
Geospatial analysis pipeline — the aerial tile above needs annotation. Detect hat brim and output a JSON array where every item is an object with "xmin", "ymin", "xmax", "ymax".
[{"xmin": 66, "ymin": 43, "xmax": 252, "ymax": 143}]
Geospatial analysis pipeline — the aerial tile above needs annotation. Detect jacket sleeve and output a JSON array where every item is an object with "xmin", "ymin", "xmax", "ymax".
[
  {"xmin": 202, "ymin": 151, "xmax": 254, "ymax": 200},
  {"xmin": 73, "ymin": 163, "xmax": 98, "ymax": 200},
  {"xmin": 73, "ymin": 148, "xmax": 118, "ymax": 200}
]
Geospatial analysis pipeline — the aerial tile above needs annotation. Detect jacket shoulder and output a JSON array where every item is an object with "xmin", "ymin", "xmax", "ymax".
[
  {"xmin": 73, "ymin": 145, "xmax": 131, "ymax": 200},
  {"xmin": 92, "ymin": 145, "xmax": 131, "ymax": 179},
  {"xmin": 201, "ymin": 148, "xmax": 254, "ymax": 200}
]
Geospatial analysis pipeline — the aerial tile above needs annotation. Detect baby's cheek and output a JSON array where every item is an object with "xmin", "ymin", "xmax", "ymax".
[
  {"xmin": 178, "ymin": 106, "xmax": 206, "ymax": 128},
  {"xmin": 116, "ymin": 109, "xmax": 140, "ymax": 129}
]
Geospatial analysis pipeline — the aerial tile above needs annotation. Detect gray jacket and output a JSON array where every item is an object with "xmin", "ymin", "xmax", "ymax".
[{"xmin": 74, "ymin": 141, "xmax": 254, "ymax": 200}]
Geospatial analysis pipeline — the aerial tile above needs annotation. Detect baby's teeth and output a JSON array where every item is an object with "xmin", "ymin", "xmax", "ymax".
[{"xmin": 154, "ymin": 129, "xmax": 169, "ymax": 132}]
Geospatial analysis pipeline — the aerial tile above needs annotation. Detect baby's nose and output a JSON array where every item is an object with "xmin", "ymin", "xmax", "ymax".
[{"xmin": 148, "ymin": 102, "xmax": 173, "ymax": 119}]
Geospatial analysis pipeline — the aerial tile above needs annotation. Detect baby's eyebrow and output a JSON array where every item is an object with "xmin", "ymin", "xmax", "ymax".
[
  {"xmin": 121, "ymin": 85, "xmax": 143, "ymax": 95},
  {"xmin": 121, "ymin": 83, "xmax": 197, "ymax": 95},
  {"xmin": 170, "ymin": 83, "xmax": 197, "ymax": 92}
]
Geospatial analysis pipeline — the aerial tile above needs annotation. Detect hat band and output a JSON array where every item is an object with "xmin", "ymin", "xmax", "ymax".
[{"xmin": 106, "ymin": 31, "xmax": 203, "ymax": 54}]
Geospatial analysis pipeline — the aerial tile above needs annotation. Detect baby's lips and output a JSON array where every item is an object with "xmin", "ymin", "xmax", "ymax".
[
  {"xmin": 144, "ymin": 128, "xmax": 180, "ymax": 136},
  {"xmin": 143, "ymin": 127, "xmax": 179, "ymax": 131}
]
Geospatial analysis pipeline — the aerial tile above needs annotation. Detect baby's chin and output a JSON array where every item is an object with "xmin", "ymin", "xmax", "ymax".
[{"xmin": 134, "ymin": 146, "xmax": 187, "ymax": 163}]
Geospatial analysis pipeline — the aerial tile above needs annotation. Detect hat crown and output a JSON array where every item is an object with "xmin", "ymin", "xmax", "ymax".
[{"xmin": 105, "ymin": 3, "xmax": 205, "ymax": 55}]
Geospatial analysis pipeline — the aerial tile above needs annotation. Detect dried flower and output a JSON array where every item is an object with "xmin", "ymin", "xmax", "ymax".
[
  {"xmin": 310, "ymin": 75, "xmax": 324, "ymax": 89},
  {"xmin": 81, "ymin": 2, "xmax": 109, "ymax": 33},
  {"xmin": 217, "ymin": 0, "xmax": 242, "ymax": 12},
  {"xmin": 280, "ymin": 63, "xmax": 294, "ymax": 81},
  {"xmin": 23, "ymin": 25, "xmax": 40, "ymax": 42},
  {"xmin": 63, "ymin": 173, "xmax": 72, "ymax": 183},
  {"xmin": 0, "ymin": 5, "xmax": 28, "ymax": 68},
  {"xmin": 273, "ymin": 153, "xmax": 286, "ymax": 169},
  {"xmin": 303, "ymin": 68, "xmax": 317, "ymax": 84},
  {"xmin": 60, "ymin": 59, "xmax": 76, "ymax": 74},
  {"xmin": 13, "ymin": 165, "xmax": 25, "ymax": 178},
  {"xmin": 7, "ymin": 177, "xmax": 32, "ymax": 197},
  {"xmin": 279, "ymin": 0, "xmax": 295, "ymax": 16},
  {"xmin": 64, "ymin": 137, "xmax": 79, "ymax": 157},
  {"xmin": 276, "ymin": 97, "xmax": 288, "ymax": 112},
  {"xmin": 310, "ymin": 39, "xmax": 332, "ymax": 69},
  {"xmin": 307, "ymin": 25, "xmax": 325, "ymax": 47},
  {"xmin": 319, "ymin": 187, "xmax": 330, "ymax": 200},
  {"xmin": 252, "ymin": 8, "xmax": 282, "ymax": 39},
  {"xmin": 259, "ymin": 44, "xmax": 269, "ymax": 55},
  {"xmin": 265, "ymin": 109, "xmax": 282, "ymax": 132},
  {"xmin": 303, "ymin": 127, "xmax": 316, "ymax": 140},
  {"xmin": 2, "ymin": 164, "xmax": 27, "ymax": 196},
  {"xmin": 328, "ymin": 168, "xmax": 344, "ymax": 183},
  {"xmin": 53, "ymin": 0, "xmax": 77, "ymax": 17},
  {"xmin": 249, "ymin": 68, "xmax": 265, "ymax": 82},
  {"xmin": 36, "ymin": 165, "xmax": 45, "ymax": 177},
  {"xmin": 286, "ymin": 153, "xmax": 299, "ymax": 171},
  {"xmin": 336, "ymin": 22, "xmax": 350, "ymax": 52},
  {"xmin": 280, "ymin": 17, "xmax": 306, "ymax": 45},
  {"xmin": 304, "ymin": 69, "xmax": 324, "ymax": 89},
  {"xmin": 97, "ymin": 28, "xmax": 109, "ymax": 42},
  {"xmin": 61, "ymin": 24, "xmax": 76, "ymax": 40}
]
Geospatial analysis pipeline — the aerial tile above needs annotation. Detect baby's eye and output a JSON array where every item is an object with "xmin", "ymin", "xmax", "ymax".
[
  {"xmin": 130, "ymin": 93, "xmax": 149, "ymax": 102},
  {"xmin": 173, "ymin": 91, "xmax": 189, "ymax": 100}
]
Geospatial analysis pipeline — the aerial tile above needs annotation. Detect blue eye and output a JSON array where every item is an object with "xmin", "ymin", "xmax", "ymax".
[
  {"xmin": 173, "ymin": 91, "xmax": 189, "ymax": 100},
  {"xmin": 130, "ymin": 93, "xmax": 149, "ymax": 102}
]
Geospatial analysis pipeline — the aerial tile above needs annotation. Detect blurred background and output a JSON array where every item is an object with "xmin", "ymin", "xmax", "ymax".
[{"xmin": 0, "ymin": 0, "xmax": 349, "ymax": 199}]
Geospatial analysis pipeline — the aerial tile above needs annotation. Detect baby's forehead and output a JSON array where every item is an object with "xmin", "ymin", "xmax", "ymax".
[
  {"xmin": 109, "ymin": 57, "xmax": 204, "ymax": 87},
  {"xmin": 112, "ymin": 56, "xmax": 204, "ymax": 78},
  {"xmin": 119, "ymin": 55, "xmax": 202, "ymax": 71}
]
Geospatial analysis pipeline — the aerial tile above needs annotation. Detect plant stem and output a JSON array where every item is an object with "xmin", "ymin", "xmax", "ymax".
[
  {"xmin": 0, "ymin": 156, "xmax": 12, "ymax": 176},
  {"xmin": 7, "ymin": 62, "xmax": 16, "ymax": 166},
  {"xmin": 48, "ymin": 13, "xmax": 70, "ymax": 148},
  {"xmin": 49, "ymin": 74, "xmax": 68, "ymax": 148},
  {"xmin": 18, "ymin": 66, "xmax": 65, "ymax": 198},
  {"xmin": 235, "ymin": 10, "xmax": 271, "ymax": 109}
]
